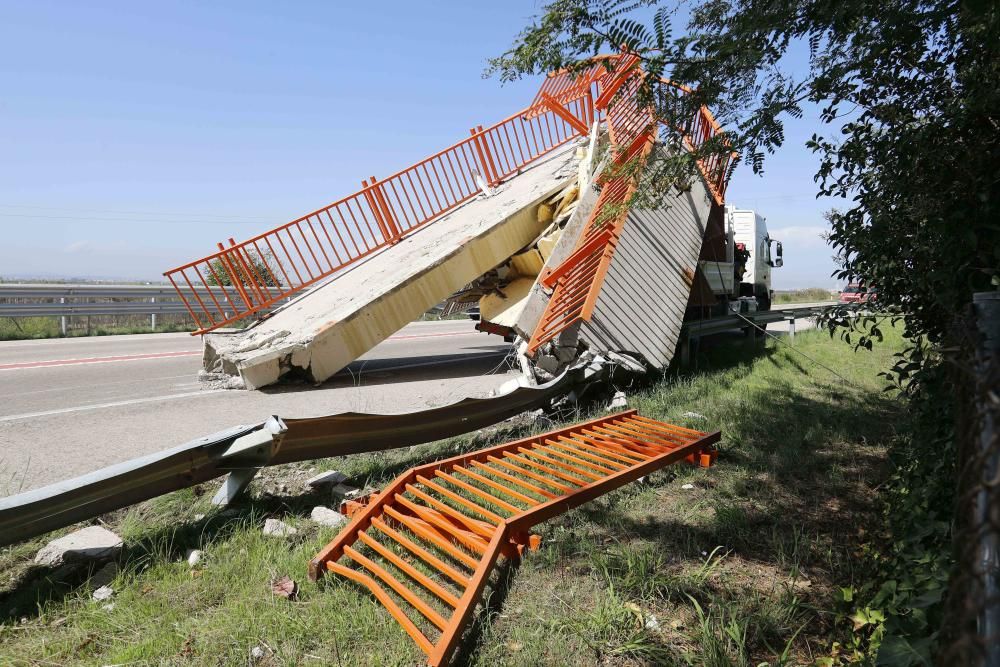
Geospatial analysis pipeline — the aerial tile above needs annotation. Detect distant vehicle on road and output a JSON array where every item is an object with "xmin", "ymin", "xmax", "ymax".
[{"xmin": 839, "ymin": 283, "xmax": 877, "ymax": 304}]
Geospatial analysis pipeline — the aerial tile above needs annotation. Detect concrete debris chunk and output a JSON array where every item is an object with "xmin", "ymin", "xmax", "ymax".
[
  {"xmin": 305, "ymin": 470, "xmax": 348, "ymax": 490},
  {"xmin": 330, "ymin": 484, "xmax": 361, "ymax": 499},
  {"xmin": 35, "ymin": 526, "xmax": 123, "ymax": 566},
  {"xmin": 606, "ymin": 351, "xmax": 647, "ymax": 374},
  {"xmin": 535, "ymin": 355, "xmax": 560, "ymax": 374},
  {"xmin": 90, "ymin": 562, "xmax": 119, "ymax": 589},
  {"xmin": 681, "ymin": 483, "xmax": 696, "ymax": 490},
  {"xmin": 311, "ymin": 506, "xmax": 349, "ymax": 528},
  {"xmin": 607, "ymin": 391, "xmax": 628, "ymax": 411},
  {"xmin": 186, "ymin": 550, "xmax": 203, "ymax": 567},
  {"xmin": 682, "ymin": 411, "xmax": 706, "ymax": 420},
  {"xmin": 92, "ymin": 585, "xmax": 114, "ymax": 602},
  {"xmin": 262, "ymin": 518, "xmax": 297, "ymax": 537}
]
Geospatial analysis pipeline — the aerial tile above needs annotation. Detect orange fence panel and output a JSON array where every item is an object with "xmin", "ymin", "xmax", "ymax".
[{"xmin": 309, "ymin": 410, "xmax": 719, "ymax": 666}]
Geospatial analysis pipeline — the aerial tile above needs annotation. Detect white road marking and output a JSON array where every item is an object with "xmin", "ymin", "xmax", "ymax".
[{"xmin": 0, "ymin": 390, "xmax": 228, "ymax": 423}]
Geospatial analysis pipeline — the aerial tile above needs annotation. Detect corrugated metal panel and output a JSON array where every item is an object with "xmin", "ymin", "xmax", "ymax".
[{"xmin": 578, "ymin": 180, "xmax": 714, "ymax": 368}]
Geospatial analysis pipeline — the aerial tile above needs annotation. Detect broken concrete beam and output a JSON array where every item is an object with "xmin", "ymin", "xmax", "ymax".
[
  {"xmin": 202, "ymin": 145, "xmax": 580, "ymax": 390},
  {"xmin": 35, "ymin": 526, "xmax": 123, "ymax": 566}
]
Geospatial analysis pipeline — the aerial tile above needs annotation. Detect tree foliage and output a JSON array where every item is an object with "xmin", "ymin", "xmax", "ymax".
[
  {"xmin": 205, "ymin": 250, "xmax": 282, "ymax": 288},
  {"xmin": 489, "ymin": 0, "xmax": 999, "ymax": 371},
  {"xmin": 490, "ymin": 0, "xmax": 999, "ymax": 662}
]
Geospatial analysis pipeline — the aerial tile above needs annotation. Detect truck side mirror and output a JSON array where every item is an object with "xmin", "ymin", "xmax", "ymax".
[{"xmin": 774, "ymin": 241, "xmax": 783, "ymax": 267}]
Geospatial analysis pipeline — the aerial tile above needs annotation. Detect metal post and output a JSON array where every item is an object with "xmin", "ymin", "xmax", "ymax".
[
  {"xmin": 59, "ymin": 297, "xmax": 66, "ymax": 336},
  {"xmin": 150, "ymin": 296, "xmax": 156, "ymax": 331},
  {"xmin": 973, "ymin": 291, "xmax": 1000, "ymax": 665},
  {"xmin": 679, "ymin": 334, "xmax": 691, "ymax": 369}
]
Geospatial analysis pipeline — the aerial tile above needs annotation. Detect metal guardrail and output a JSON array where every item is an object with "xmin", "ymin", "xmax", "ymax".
[
  {"xmin": 0, "ymin": 361, "xmax": 596, "ymax": 547},
  {"xmin": 682, "ymin": 303, "xmax": 833, "ymax": 338},
  {"xmin": 0, "ymin": 284, "xmax": 294, "ymax": 332}
]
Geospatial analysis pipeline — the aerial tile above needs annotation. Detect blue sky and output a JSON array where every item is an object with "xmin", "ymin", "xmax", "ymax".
[{"xmin": 0, "ymin": 1, "xmax": 839, "ymax": 289}]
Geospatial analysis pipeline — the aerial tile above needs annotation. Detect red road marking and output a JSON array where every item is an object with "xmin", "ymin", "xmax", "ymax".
[{"xmin": 0, "ymin": 329, "xmax": 482, "ymax": 371}]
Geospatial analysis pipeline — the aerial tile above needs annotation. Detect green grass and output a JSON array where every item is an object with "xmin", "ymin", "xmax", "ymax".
[
  {"xmin": 0, "ymin": 316, "xmax": 194, "ymax": 341},
  {"xmin": 773, "ymin": 288, "xmax": 838, "ymax": 304},
  {"xmin": 0, "ymin": 327, "xmax": 905, "ymax": 665}
]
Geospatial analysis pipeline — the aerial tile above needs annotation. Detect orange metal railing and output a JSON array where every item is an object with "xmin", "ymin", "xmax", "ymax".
[
  {"xmin": 164, "ymin": 97, "xmax": 595, "ymax": 335},
  {"xmin": 309, "ymin": 410, "xmax": 719, "ymax": 666},
  {"xmin": 164, "ymin": 53, "xmax": 732, "ymax": 338},
  {"xmin": 526, "ymin": 62, "xmax": 734, "ymax": 355}
]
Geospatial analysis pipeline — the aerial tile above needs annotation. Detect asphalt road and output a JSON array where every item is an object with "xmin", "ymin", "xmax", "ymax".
[{"xmin": 0, "ymin": 319, "xmax": 517, "ymax": 494}]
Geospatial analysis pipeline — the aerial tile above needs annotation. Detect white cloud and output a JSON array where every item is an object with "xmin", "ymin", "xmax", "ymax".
[
  {"xmin": 63, "ymin": 240, "xmax": 95, "ymax": 253},
  {"xmin": 767, "ymin": 225, "xmax": 829, "ymax": 248}
]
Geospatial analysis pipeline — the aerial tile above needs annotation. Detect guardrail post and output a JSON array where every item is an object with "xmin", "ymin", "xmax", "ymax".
[
  {"xmin": 59, "ymin": 297, "xmax": 67, "ymax": 335},
  {"xmin": 362, "ymin": 178, "xmax": 395, "ymax": 244},
  {"xmin": 151, "ymin": 297, "xmax": 156, "ymax": 331},
  {"xmin": 370, "ymin": 176, "xmax": 402, "ymax": 242},
  {"xmin": 470, "ymin": 127, "xmax": 499, "ymax": 186}
]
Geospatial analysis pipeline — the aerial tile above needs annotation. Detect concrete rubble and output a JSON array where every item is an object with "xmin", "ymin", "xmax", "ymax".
[
  {"xmin": 305, "ymin": 470, "xmax": 348, "ymax": 490},
  {"xmin": 92, "ymin": 585, "xmax": 114, "ymax": 602},
  {"xmin": 607, "ymin": 391, "xmax": 628, "ymax": 410},
  {"xmin": 262, "ymin": 518, "xmax": 297, "ymax": 537},
  {"xmin": 34, "ymin": 526, "xmax": 123, "ymax": 567},
  {"xmin": 310, "ymin": 506, "xmax": 349, "ymax": 528},
  {"xmin": 330, "ymin": 483, "xmax": 361, "ymax": 499}
]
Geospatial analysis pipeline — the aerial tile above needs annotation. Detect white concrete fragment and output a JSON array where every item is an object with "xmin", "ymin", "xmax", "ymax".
[
  {"xmin": 35, "ymin": 526, "xmax": 123, "ymax": 566},
  {"xmin": 92, "ymin": 585, "xmax": 114, "ymax": 602},
  {"xmin": 306, "ymin": 470, "xmax": 348, "ymax": 489},
  {"xmin": 681, "ymin": 483, "xmax": 695, "ymax": 490},
  {"xmin": 310, "ymin": 506, "xmax": 349, "ymax": 528},
  {"xmin": 682, "ymin": 411, "xmax": 706, "ymax": 420},
  {"xmin": 607, "ymin": 391, "xmax": 627, "ymax": 410},
  {"xmin": 186, "ymin": 549, "xmax": 203, "ymax": 567},
  {"xmin": 262, "ymin": 518, "xmax": 297, "ymax": 537}
]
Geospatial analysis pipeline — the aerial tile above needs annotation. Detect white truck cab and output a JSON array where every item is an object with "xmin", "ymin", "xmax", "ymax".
[{"xmin": 697, "ymin": 205, "xmax": 783, "ymax": 311}]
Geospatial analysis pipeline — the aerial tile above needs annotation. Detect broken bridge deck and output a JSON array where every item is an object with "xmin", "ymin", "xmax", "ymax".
[{"xmin": 203, "ymin": 145, "xmax": 581, "ymax": 389}]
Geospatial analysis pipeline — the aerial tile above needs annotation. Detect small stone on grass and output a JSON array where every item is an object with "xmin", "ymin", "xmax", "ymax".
[
  {"xmin": 311, "ymin": 506, "xmax": 348, "ymax": 528},
  {"xmin": 92, "ymin": 585, "xmax": 114, "ymax": 602},
  {"xmin": 35, "ymin": 526, "xmax": 123, "ymax": 567},
  {"xmin": 262, "ymin": 518, "xmax": 297, "ymax": 537}
]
